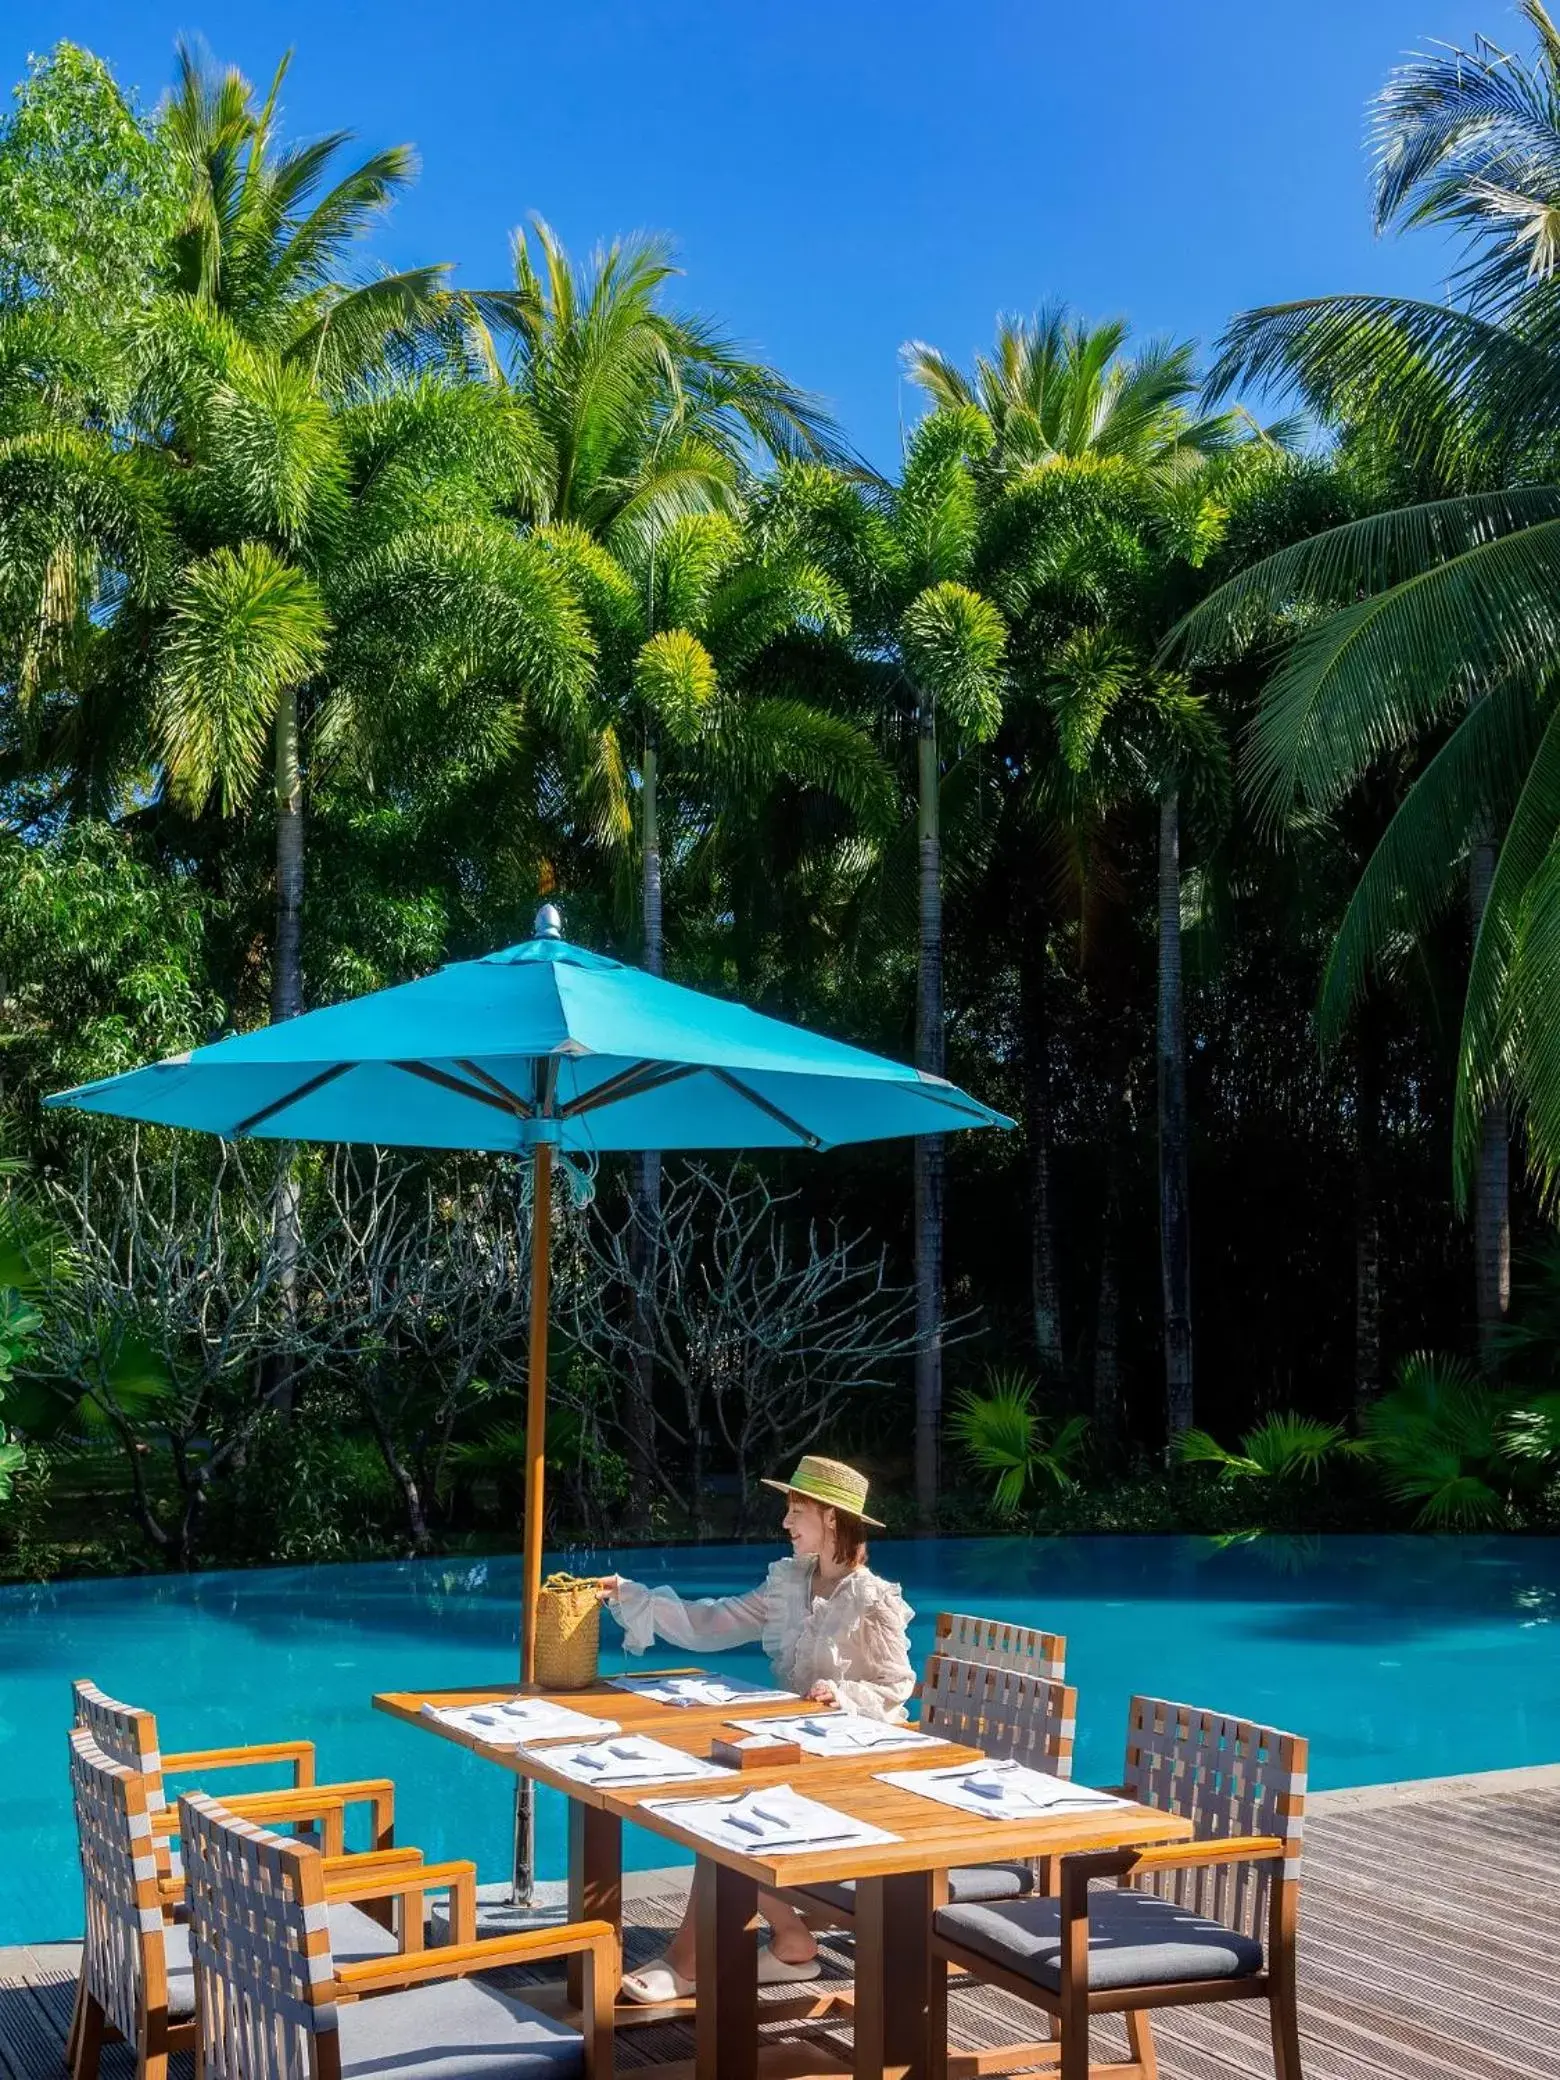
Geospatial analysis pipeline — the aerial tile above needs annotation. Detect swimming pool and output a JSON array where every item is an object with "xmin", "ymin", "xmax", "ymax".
[{"xmin": 3, "ymin": 1532, "xmax": 1556, "ymax": 1944}]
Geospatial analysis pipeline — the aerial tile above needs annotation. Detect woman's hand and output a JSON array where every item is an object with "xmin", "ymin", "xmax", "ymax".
[
  {"xmin": 806, "ymin": 1680, "xmax": 839, "ymax": 1706},
  {"xmin": 594, "ymin": 1576, "xmax": 621, "ymax": 1604}
]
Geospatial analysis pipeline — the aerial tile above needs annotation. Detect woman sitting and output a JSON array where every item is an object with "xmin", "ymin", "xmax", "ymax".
[{"xmin": 598, "ymin": 1454, "xmax": 913, "ymax": 2004}]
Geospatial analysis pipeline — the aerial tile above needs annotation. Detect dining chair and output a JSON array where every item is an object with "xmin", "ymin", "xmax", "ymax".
[
  {"xmin": 66, "ymin": 1727, "xmax": 411, "ymax": 2080},
  {"xmin": 929, "ymin": 1611, "xmax": 1067, "ymax": 1683},
  {"xmin": 788, "ymin": 1661, "xmax": 1080, "ymax": 1928},
  {"xmin": 72, "ymin": 1676, "xmax": 396, "ymax": 1864},
  {"xmin": 178, "ymin": 1788, "xmax": 616, "ymax": 2079},
  {"xmin": 929, "ymin": 1695, "xmax": 1309, "ymax": 2080}
]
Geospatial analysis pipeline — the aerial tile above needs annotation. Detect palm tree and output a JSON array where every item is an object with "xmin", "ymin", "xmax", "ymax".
[
  {"xmin": 906, "ymin": 312, "xmax": 1248, "ymax": 1434},
  {"xmin": 482, "ymin": 217, "xmax": 842, "ymax": 559},
  {"xmin": 161, "ymin": 42, "xmax": 464, "ymax": 400},
  {"xmin": 906, "ymin": 306, "xmax": 1244, "ymax": 475},
  {"xmin": 473, "ymin": 219, "xmax": 850, "ymax": 1500},
  {"xmin": 770, "ymin": 416, "xmax": 1008, "ymax": 1516},
  {"xmin": 151, "ymin": 41, "xmax": 508, "ymax": 1021},
  {"xmin": 1168, "ymin": 1, "xmax": 1560, "ymax": 1364}
]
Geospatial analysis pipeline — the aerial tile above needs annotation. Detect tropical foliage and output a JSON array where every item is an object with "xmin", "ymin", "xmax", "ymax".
[{"xmin": 10, "ymin": 21, "xmax": 1560, "ymax": 1573}]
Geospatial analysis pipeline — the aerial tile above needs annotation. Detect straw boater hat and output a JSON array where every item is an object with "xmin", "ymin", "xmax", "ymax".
[{"xmin": 760, "ymin": 1454, "xmax": 885, "ymax": 1529}]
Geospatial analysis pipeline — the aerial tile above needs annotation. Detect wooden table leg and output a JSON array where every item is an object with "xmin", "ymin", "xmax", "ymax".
[
  {"xmin": 695, "ymin": 1855, "xmax": 759, "ymax": 2080},
  {"xmin": 853, "ymin": 1869, "xmax": 941, "ymax": 2080},
  {"xmin": 567, "ymin": 1799, "xmax": 622, "ymax": 2009}
]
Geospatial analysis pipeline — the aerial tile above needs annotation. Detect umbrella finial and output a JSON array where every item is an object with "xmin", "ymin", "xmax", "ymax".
[{"xmin": 533, "ymin": 901, "xmax": 563, "ymax": 941}]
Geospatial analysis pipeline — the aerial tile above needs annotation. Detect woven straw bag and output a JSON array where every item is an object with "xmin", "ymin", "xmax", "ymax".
[{"xmin": 534, "ymin": 1572, "xmax": 601, "ymax": 1689}]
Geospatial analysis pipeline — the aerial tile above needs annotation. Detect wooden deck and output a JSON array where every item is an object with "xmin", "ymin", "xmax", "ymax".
[{"xmin": 4, "ymin": 1771, "xmax": 1556, "ymax": 2079}]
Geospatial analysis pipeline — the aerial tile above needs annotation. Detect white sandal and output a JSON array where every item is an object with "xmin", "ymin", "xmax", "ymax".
[
  {"xmin": 619, "ymin": 1959, "xmax": 696, "ymax": 2005},
  {"xmin": 758, "ymin": 1944, "xmax": 821, "ymax": 1984}
]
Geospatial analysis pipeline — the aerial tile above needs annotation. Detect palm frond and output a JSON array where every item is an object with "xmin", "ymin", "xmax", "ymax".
[
  {"xmin": 157, "ymin": 541, "xmax": 329, "ymax": 811},
  {"xmin": 1317, "ymin": 672, "xmax": 1545, "ymax": 1047}
]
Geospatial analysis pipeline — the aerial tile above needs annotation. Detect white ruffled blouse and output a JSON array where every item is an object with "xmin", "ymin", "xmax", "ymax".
[{"xmin": 609, "ymin": 1555, "xmax": 916, "ymax": 1721}]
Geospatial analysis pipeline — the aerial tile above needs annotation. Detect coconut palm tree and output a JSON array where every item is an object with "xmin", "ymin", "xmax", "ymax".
[
  {"xmin": 480, "ymin": 217, "xmax": 842, "ymax": 560},
  {"xmin": 905, "ymin": 306, "xmax": 1246, "ymax": 477},
  {"xmin": 906, "ymin": 312, "xmax": 1250, "ymax": 1433},
  {"xmin": 160, "ymin": 40, "xmax": 467, "ymax": 398},
  {"xmin": 1168, "ymin": 0, "xmax": 1560, "ymax": 1364}
]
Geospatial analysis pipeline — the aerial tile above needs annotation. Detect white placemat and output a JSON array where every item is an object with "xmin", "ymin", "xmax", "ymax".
[
  {"xmin": 527, "ymin": 1733, "xmax": 734, "ymax": 1788},
  {"xmin": 875, "ymin": 1760, "xmax": 1128, "ymax": 1822},
  {"xmin": 728, "ymin": 1711, "xmax": 948, "ymax": 1757},
  {"xmin": 421, "ymin": 1697, "xmax": 619, "ymax": 1745},
  {"xmin": 641, "ymin": 1782, "xmax": 899, "ymax": 1855},
  {"xmin": 608, "ymin": 1674, "xmax": 797, "ymax": 1707}
]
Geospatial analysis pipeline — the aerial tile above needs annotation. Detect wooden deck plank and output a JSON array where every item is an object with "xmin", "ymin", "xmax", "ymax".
[{"xmin": 9, "ymin": 1782, "xmax": 1556, "ymax": 2080}]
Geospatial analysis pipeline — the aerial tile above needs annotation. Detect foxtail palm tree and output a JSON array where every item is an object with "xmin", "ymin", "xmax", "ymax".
[{"xmin": 768, "ymin": 416, "xmax": 1008, "ymax": 1516}]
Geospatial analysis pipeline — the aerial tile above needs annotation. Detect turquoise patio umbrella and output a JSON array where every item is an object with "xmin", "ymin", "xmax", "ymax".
[{"xmin": 46, "ymin": 903, "xmax": 1012, "ymax": 1684}]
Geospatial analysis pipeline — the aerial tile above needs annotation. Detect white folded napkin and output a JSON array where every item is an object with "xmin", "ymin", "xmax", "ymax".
[
  {"xmin": 876, "ymin": 1760, "xmax": 1127, "ymax": 1822},
  {"xmin": 609, "ymin": 1674, "xmax": 796, "ymax": 1708},
  {"xmin": 641, "ymin": 1782, "xmax": 900, "ymax": 1854},
  {"xmin": 421, "ymin": 1697, "xmax": 618, "ymax": 1744},
  {"xmin": 536, "ymin": 1734, "xmax": 732, "ymax": 1787},
  {"xmin": 729, "ymin": 1711, "xmax": 945, "ymax": 1756}
]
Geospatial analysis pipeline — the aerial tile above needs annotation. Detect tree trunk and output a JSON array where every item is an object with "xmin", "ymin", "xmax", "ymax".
[
  {"xmin": 1019, "ymin": 931, "xmax": 1063, "ymax": 1383},
  {"xmin": 914, "ymin": 695, "xmax": 944, "ymax": 1525},
  {"xmin": 1156, "ymin": 786, "xmax": 1194, "ymax": 1446},
  {"xmin": 271, "ymin": 690, "xmax": 305, "ymax": 1022},
  {"xmin": 1468, "ymin": 832, "xmax": 1510, "ymax": 1372},
  {"xmin": 627, "ymin": 732, "xmax": 663, "ymax": 1527},
  {"xmin": 358, "ymin": 1387, "xmax": 432, "ymax": 1550},
  {"xmin": 1092, "ymin": 1133, "xmax": 1123, "ymax": 1439},
  {"xmin": 1353, "ymin": 1028, "xmax": 1383, "ymax": 1413},
  {"xmin": 269, "ymin": 692, "xmax": 304, "ymax": 1416}
]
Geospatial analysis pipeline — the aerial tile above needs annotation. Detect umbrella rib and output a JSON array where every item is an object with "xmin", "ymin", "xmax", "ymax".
[
  {"xmin": 453, "ymin": 1059, "xmax": 534, "ymax": 1117},
  {"xmin": 230, "ymin": 1062, "xmax": 355, "ymax": 1136},
  {"xmin": 391, "ymin": 1059, "xmax": 525, "ymax": 1119},
  {"xmin": 561, "ymin": 1060, "xmax": 698, "ymax": 1118},
  {"xmin": 710, "ymin": 1069, "xmax": 822, "ymax": 1149},
  {"xmin": 914, "ymin": 1085, "xmax": 1002, "ymax": 1127}
]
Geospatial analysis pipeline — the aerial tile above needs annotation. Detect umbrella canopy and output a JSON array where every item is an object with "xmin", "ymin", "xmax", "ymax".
[
  {"xmin": 45, "ymin": 906, "xmax": 1012, "ymax": 1688},
  {"xmin": 46, "ymin": 921, "xmax": 1009, "ymax": 1154}
]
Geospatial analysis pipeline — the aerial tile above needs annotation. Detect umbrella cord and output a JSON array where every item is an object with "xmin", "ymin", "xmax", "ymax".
[{"xmin": 519, "ymin": 1146, "xmax": 599, "ymax": 1210}]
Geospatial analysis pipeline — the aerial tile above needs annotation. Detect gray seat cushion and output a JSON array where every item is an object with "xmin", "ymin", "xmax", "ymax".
[
  {"xmin": 935, "ymin": 1887, "xmax": 1264, "ymax": 1993},
  {"xmin": 165, "ymin": 1901, "xmax": 400, "ymax": 2017},
  {"xmin": 336, "ymin": 1976, "xmax": 583, "ymax": 2079},
  {"xmin": 800, "ymin": 1861, "xmax": 1036, "ymax": 1915}
]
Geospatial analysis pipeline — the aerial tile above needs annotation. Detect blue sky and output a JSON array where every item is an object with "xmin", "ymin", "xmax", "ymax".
[{"xmin": 8, "ymin": 0, "xmax": 1491, "ymax": 467}]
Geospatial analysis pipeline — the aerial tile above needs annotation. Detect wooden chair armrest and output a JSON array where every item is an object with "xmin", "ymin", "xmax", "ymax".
[
  {"xmin": 1127, "ymin": 1835, "xmax": 1286, "ymax": 1874},
  {"xmin": 216, "ymin": 1790, "xmax": 349, "ymax": 1856},
  {"xmin": 330, "ymin": 1920, "xmax": 615, "ymax": 1999},
  {"xmin": 162, "ymin": 1739, "xmax": 315, "ymax": 1787},
  {"xmin": 325, "ymin": 1858, "xmax": 476, "ymax": 1946},
  {"xmin": 321, "ymin": 1848, "xmax": 424, "ymax": 1878},
  {"xmin": 323, "ymin": 1857, "xmax": 473, "ymax": 1904},
  {"xmin": 234, "ymin": 1776, "xmax": 395, "ymax": 1852}
]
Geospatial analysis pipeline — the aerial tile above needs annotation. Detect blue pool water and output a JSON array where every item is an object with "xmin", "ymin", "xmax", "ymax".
[{"xmin": 3, "ymin": 1532, "xmax": 1557, "ymax": 1944}]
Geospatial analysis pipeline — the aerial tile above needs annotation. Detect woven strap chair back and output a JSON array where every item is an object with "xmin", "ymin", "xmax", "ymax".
[
  {"xmin": 72, "ymin": 1679, "xmax": 167, "ymax": 1811},
  {"xmin": 68, "ymin": 1726, "xmax": 168, "ymax": 2044},
  {"xmin": 921, "ymin": 1656, "xmax": 1078, "ymax": 1776},
  {"xmin": 179, "ymin": 1791, "xmax": 337, "ymax": 2080},
  {"xmin": 931, "ymin": 1611, "xmax": 1066, "ymax": 1682},
  {"xmin": 1123, "ymin": 1695, "xmax": 1308, "ymax": 1941}
]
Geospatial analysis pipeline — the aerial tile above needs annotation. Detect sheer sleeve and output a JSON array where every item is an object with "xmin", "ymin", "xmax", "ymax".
[
  {"xmin": 608, "ymin": 1577, "xmax": 769, "ymax": 1657},
  {"xmin": 831, "ymin": 1587, "xmax": 917, "ymax": 1721}
]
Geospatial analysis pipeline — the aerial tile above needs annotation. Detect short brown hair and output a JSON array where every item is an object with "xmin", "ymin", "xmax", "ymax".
[{"xmin": 832, "ymin": 1508, "xmax": 868, "ymax": 1568}]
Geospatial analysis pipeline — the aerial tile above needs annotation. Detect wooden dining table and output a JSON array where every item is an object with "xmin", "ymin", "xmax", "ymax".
[{"xmin": 373, "ymin": 1677, "xmax": 1195, "ymax": 2080}]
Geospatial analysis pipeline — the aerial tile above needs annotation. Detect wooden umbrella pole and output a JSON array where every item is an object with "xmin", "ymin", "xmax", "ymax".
[{"xmin": 520, "ymin": 1140, "xmax": 554, "ymax": 1687}]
